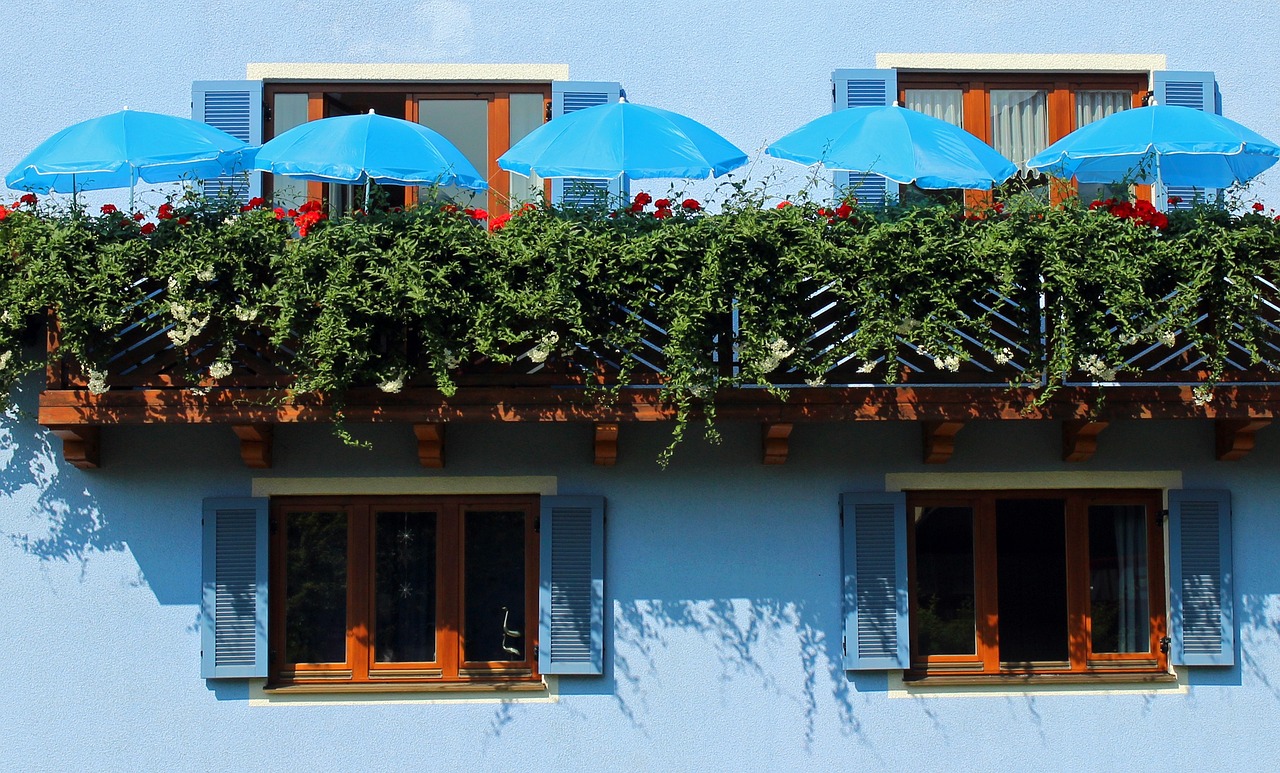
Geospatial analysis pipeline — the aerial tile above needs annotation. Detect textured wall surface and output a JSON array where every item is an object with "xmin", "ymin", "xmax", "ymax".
[{"xmin": 5, "ymin": 4, "xmax": 1280, "ymax": 770}]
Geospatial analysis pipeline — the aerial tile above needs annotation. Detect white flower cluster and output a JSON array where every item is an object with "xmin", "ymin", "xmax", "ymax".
[
  {"xmin": 195, "ymin": 267, "xmax": 215, "ymax": 283},
  {"xmin": 167, "ymin": 302, "xmax": 209, "ymax": 347},
  {"xmin": 1079, "ymin": 354, "xmax": 1118, "ymax": 381},
  {"xmin": 993, "ymin": 347, "xmax": 1014, "ymax": 365},
  {"xmin": 856, "ymin": 360, "xmax": 876, "ymax": 374},
  {"xmin": 757, "ymin": 337, "xmax": 795, "ymax": 373},
  {"xmin": 1193, "ymin": 385, "xmax": 1214, "ymax": 407},
  {"xmin": 87, "ymin": 369, "xmax": 110, "ymax": 395},
  {"xmin": 1159, "ymin": 330, "xmax": 1178, "ymax": 348},
  {"xmin": 1120, "ymin": 326, "xmax": 1178, "ymax": 349},
  {"xmin": 804, "ymin": 376, "xmax": 826, "ymax": 387},
  {"xmin": 526, "ymin": 331, "xmax": 560, "ymax": 364},
  {"xmin": 932, "ymin": 354, "xmax": 961, "ymax": 372},
  {"xmin": 895, "ymin": 318, "xmax": 921, "ymax": 335},
  {"xmin": 0, "ymin": 350, "xmax": 11, "ymax": 371},
  {"xmin": 208, "ymin": 360, "xmax": 234, "ymax": 381},
  {"xmin": 442, "ymin": 349, "xmax": 461, "ymax": 369},
  {"xmin": 233, "ymin": 305, "xmax": 258, "ymax": 323},
  {"xmin": 378, "ymin": 374, "xmax": 405, "ymax": 394}
]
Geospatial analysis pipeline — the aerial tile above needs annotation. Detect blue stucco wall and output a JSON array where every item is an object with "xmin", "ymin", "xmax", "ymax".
[{"xmin": 6, "ymin": 4, "xmax": 1280, "ymax": 770}]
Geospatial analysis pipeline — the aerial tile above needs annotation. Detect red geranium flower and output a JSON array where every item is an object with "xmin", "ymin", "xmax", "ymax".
[
  {"xmin": 654, "ymin": 207, "xmax": 672, "ymax": 219},
  {"xmin": 19, "ymin": 193, "xmax": 37, "ymax": 206},
  {"xmin": 0, "ymin": 205, "xmax": 10, "ymax": 221},
  {"xmin": 441, "ymin": 204, "xmax": 459, "ymax": 214},
  {"xmin": 1253, "ymin": 202, "xmax": 1266, "ymax": 212},
  {"xmin": 654, "ymin": 199, "xmax": 671, "ymax": 210},
  {"xmin": 835, "ymin": 202, "xmax": 853, "ymax": 219},
  {"xmin": 776, "ymin": 201, "xmax": 791, "ymax": 209},
  {"xmin": 633, "ymin": 192, "xmax": 652, "ymax": 207},
  {"xmin": 628, "ymin": 202, "xmax": 644, "ymax": 214},
  {"xmin": 133, "ymin": 212, "xmax": 146, "ymax": 222},
  {"xmin": 273, "ymin": 207, "xmax": 286, "ymax": 220},
  {"xmin": 287, "ymin": 209, "xmax": 298, "ymax": 218},
  {"xmin": 177, "ymin": 216, "xmax": 191, "ymax": 226},
  {"xmin": 247, "ymin": 196, "xmax": 266, "ymax": 209},
  {"xmin": 100, "ymin": 204, "xmax": 118, "ymax": 215},
  {"xmin": 517, "ymin": 202, "xmax": 538, "ymax": 215},
  {"xmin": 157, "ymin": 202, "xmax": 175, "ymax": 220},
  {"xmin": 1167, "ymin": 196, "xmax": 1182, "ymax": 206},
  {"xmin": 681, "ymin": 198, "xmax": 701, "ymax": 211},
  {"xmin": 140, "ymin": 222, "xmax": 156, "ymax": 235},
  {"xmin": 488, "ymin": 212, "xmax": 513, "ymax": 232}
]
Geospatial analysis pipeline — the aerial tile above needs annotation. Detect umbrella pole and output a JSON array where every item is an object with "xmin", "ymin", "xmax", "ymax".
[
  {"xmin": 365, "ymin": 179, "xmax": 372, "ymax": 211},
  {"xmin": 71, "ymin": 174, "xmax": 79, "ymax": 216},
  {"xmin": 129, "ymin": 167, "xmax": 137, "ymax": 213}
]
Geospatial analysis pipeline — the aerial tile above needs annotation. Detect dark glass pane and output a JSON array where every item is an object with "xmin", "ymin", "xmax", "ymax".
[
  {"xmin": 375, "ymin": 511, "xmax": 437, "ymax": 663},
  {"xmin": 464, "ymin": 510, "xmax": 526, "ymax": 663},
  {"xmin": 914, "ymin": 506, "xmax": 976, "ymax": 656},
  {"xmin": 285, "ymin": 511, "xmax": 348, "ymax": 664},
  {"xmin": 1089, "ymin": 505, "xmax": 1150, "ymax": 653},
  {"xmin": 996, "ymin": 499, "xmax": 1068, "ymax": 664}
]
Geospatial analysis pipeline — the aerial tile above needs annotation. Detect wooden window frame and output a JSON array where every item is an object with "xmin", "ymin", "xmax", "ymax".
[
  {"xmin": 905, "ymin": 488, "xmax": 1168, "ymax": 679},
  {"xmin": 897, "ymin": 71, "xmax": 1151, "ymax": 206},
  {"xmin": 261, "ymin": 81, "xmax": 553, "ymax": 216},
  {"xmin": 268, "ymin": 494, "xmax": 540, "ymax": 687}
]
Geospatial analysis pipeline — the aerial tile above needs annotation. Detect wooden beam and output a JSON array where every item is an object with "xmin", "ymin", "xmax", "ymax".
[
  {"xmin": 762, "ymin": 422, "xmax": 793, "ymax": 465},
  {"xmin": 1062, "ymin": 420, "xmax": 1109, "ymax": 462},
  {"xmin": 593, "ymin": 422, "xmax": 618, "ymax": 466},
  {"xmin": 413, "ymin": 423, "xmax": 445, "ymax": 468},
  {"xmin": 1215, "ymin": 418, "xmax": 1271, "ymax": 461},
  {"xmin": 922, "ymin": 421, "xmax": 965, "ymax": 464},
  {"xmin": 48, "ymin": 426, "xmax": 100, "ymax": 469},
  {"xmin": 231, "ymin": 424, "xmax": 273, "ymax": 469}
]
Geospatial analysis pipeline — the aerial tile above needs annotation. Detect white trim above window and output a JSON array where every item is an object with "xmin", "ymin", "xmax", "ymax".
[
  {"xmin": 875, "ymin": 53, "xmax": 1167, "ymax": 74},
  {"xmin": 885, "ymin": 471, "xmax": 1182, "ymax": 506},
  {"xmin": 250, "ymin": 476, "xmax": 557, "ymax": 498},
  {"xmin": 246, "ymin": 62, "xmax": 571, "ymax": 82}
]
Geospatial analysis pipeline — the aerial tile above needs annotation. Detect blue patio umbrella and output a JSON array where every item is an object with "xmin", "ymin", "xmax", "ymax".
[
  {"xmin": 5, "ymin": 108, "xmax": 255, "ymax": 206},
  {"xmin": 253, "ymin": 111, "xmax": 487, "ymax": 201},
  {"xmin": 1026, "ymin": 104, "xmax": 1280, "ymax": 187},
  {"xmin": 497, "ymin": 101, "xmax": 748, "ymax": 180},
  {"xmin": 766, "ymin": 105, "xmax": 1018, "ymax": 190}
]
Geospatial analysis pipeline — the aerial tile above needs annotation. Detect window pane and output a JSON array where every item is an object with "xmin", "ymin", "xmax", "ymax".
[
  {"xmin": 271, "ymin": 93, "xmax": 310, "ymax": 210},
  {"xmin": 904, "ymin": 89, "xmax": 964, "ymax": 127},
  {"xmin": 463, "ymin": 510, "xmax": 526, "ymax": 662},
  {"xmin": 914, "ymin": 505, "xmax": 977, "ymax": 656},
  {"xmin": 1075, "ymin": 90, "xmax": 1133, "ymax": 203},
  {"xmin": 419, "ymin": 98, "xmax": 488, "ymax": 209},
  {"xmin": 285, "ymin": 511, "xmax": 348, "ymax": 664},
  {"xmin": 374, "ymin": 511, "xmax": 437, "ymax": 663},
  {"xmin": 1089, "ymin": 504, "xmax": 1151, "ymax": 653},
  {"xmin": 996, "ymin": 498, "xmax": 1068, "ymax": 664},
  {"xmin": 990, "ymin": 89, "xmax": 1048, "ymax": 171},
  {"xmin": 509, "ymin": 92, "xmax": 544, "ymax": 204}
]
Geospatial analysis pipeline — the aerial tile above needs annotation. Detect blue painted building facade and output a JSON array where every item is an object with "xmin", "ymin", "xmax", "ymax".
[{"xmin": 5, "ymin": 3, "xmax": 1280, "ymax": 770}]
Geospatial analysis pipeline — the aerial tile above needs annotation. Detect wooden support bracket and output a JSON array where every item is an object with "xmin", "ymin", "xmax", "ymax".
[
  {"xmin": 49, "ymin": 425, "xmax": 100, "ymax": 469},
  {"xmin": 594, "ymin": 422, "xmax": 619, "ymax": 466},
  {"xmin": 1062, "ymin": 420, "xmax": 1109, "ymax": 463},
  {"xmin": 762, "ymin": 422, "xmax": 793, "ymax": 465},
  {"xmin": 922, "ymin": 421, "xmax": 965, "ymax": 464},
  {"xmin": 1215, "ymin": 418, "xmax": 1271, "ymax": 461},
  {"xmin": 231, "ymin": 424, "xmax": 273, "ymax": 469},
  {"xmin": 413, "ymin": 423, "xmax": 445, "ymax": 468}
]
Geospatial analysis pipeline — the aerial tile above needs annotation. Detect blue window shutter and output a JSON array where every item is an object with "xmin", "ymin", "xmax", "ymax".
[
  {"xmin": 192, "ymin": 80, "xmax": 263, "ymax": 204},
  {"xmin": 1168, "ymin": 489, "xmax": 1235, "ymax": 667},
  {"xmin": 831, "ymin": 69, "xmax": 897, "ymax": 208},
  {"xmin": 550, "ymin": 81, "xmax": 626, "ymax": 208},
  {"xmin": 841, "ymin": 491, "xmax": 909, "ymax": 670},
  {"xmin": 201, "ymin": 497, "xmax": 269, "ymax": 679},
  {"xmin": 538, "ymin": 495, "xmax": 605, "ymax": 675},
  {"xmin": 1153, "ymin": 71, "xmax": 1220, "ymax": 210}
]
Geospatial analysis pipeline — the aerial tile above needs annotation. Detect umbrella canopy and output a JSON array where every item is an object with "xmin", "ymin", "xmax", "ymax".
[
  {"xmin": 252, "ymin": 111, "xmax": 486, "ymax": 190},
  {"xmin": 497, "ymin": 101, "xmax": 747, "ymax": 179},
  {"xmin": 766, "ymin": 105, "xmax": 1018, "ymax": 190},
  {"xmin": 1027, "ymin": 104, "xmax": 1280, "ymax": 187},
  {"xmin": 5, "ymin": 108, "xmax": 254, "ymax": 193}
]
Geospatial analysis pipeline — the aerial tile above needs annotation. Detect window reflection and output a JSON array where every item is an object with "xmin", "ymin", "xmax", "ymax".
[
  {"xmin": 285, "ymin": 511, "xmax": 348, "ymax": 664},
  {"xmin": 374, "ymin": 511, "xmax": 437, "ymax": 663},
  {"xmin": 464, "ymin": 510, "xmax": 526, "ymax": 662}
]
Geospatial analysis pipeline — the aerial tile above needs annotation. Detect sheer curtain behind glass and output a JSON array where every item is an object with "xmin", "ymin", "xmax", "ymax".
[
  {"xmin": 1076, "ymin": 90, "xmax": 1133, "ymax": 201},
  {"xmin": 990, "ymin": 90, "xmax": 1048, "ymax": 172},
  {"xmin": 904, "ymin": 89, "xmax": 964, "ymax": 127}
]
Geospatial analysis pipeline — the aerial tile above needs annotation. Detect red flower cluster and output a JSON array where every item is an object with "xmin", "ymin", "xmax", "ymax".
[
  {"xmin": 776, "ymin": 201, "xmax": 792, "ymax": 209},
  {"xmin": 18, "ymin": 193, "xmax": 37, "ymax": 207},
  {"xmin": 293, "ymin": 200, "xmax": 326, "ymax": 237},
  {"xmin": 140, "ymin": 222, "xmax": 156, "ymax": 235},
  {"xmin": 817, "ymin": 202, "xmax": 856, "ymax": 224},
  {"xmin": 1088, "ymin": 197, "xmax": 1168, "ymax": 230},
  {"xmin": 0, "ymin": 204, "xmax": 10, "ymax": 221},
  {"xmin": 681, "ymin": 198, "xmax": 701, "ymax": 211},
  {"xmin": 239, "ymin": 196, "xmax": 266, "ymax": 213},
  {"xmin": 132, "ymin": 212, "xmax": 146, "ymax": 222},
  {"xmin": 464, "ymin": 207, "xmax": 488, "ymax": 220},
  {"xmin": 1252, "ymin": 202, "xmax": 1266, "ymax": 213},
  {"xmin": 488, "ymin": 212, "xmax": 512, "ymax": 231},
  {"xmin": 100, "ymin": 204, "xmax": 118, "ymax": 215},
  {"xmin": 1167, "ymin": 196, "xmax": 1183, "ymax": 206},
  {"xmin": 157, "ymin": 202, "xmax": 176, "ymax": 220}
]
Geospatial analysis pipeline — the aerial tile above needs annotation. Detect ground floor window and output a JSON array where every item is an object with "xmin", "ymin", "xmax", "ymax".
[
  {"xmin": 269, "ymin": 495, "xmax": 539, "ymax": 685},
  {"xmin": 906, "ymin": 489, "xmax": 1167, "ymax": 677}
]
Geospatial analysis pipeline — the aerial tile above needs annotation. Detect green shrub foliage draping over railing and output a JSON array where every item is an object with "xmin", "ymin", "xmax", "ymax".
[{"xmin": 2, "ymin": 190, "xmax": 1279, "ymax": 447}]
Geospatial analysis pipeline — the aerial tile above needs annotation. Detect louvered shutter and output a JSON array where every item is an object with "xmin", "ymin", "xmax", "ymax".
[
  {"xmin": 841, "ymin": 491, "xmax": 909, "ymax": 670},
  {"xmin": 550, "ymin": 81, "xmax": 626, "ymax": 208},
  {"xmin": 538, "ymin": 495, "xmax": 605, "ymax": 675},
  {"xmin": 201, "ymin": 497, "xmax": 269, "ymax": 678},
  {"xmin": 831, "ymin": 69, "xmax": 898, "ymax": 208},
  {"xmin": 192, "ymin": 80, "xmax": 263, "ymax": 204},
  {"xmin": 1153, "ymin": 71, "xmax": 1220, "ymax": 210},
  {"xmin": 1168, "ymin": 489, "xmax": 1235, "ymax": 666}
]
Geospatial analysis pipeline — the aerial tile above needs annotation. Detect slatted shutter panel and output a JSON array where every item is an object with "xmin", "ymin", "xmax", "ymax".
[
  {"xmin": 1168, "ymin": 489, "xmax": 1235, "ymax": 666},
  {"xmin": 841, "ymin": 491, "xmax": 909, "ymax": 670},
  {"xmin": 192, "ymin": 80, "xmax": 263, "ymax": 204},
  {"xmin": 201, "ymin": 497, "xmax": 269, "ymax": 678},
  {"xmin": 550, "ymin": 81, "xmax": 626, "ymax": 208},
  {"xmin": 538, "ymin": 495, "xmax": 605, "ymax": 675},
  {"xmin": 1153, "ymin": 71, "xmax": 1220, "ymax": 210},
  {"xmin": 831, "ymin": 69, "xmax": 897, "ymax": 208}
]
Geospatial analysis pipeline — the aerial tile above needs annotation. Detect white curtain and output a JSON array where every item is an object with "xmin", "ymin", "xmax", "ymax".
[
  {"xmin": 1113, "ymin": 508, "xmax": 1149, "ymax": 652},
  {"xmin": 990, "ymin": 90, "xmax": 1048, "ymax": 171},
  {"xmin": 1076, "ymin": 90, "xmax": 1131, "ymax": 127},
  {"xmin": 905, "ymin": 89, "xmax": 964, "ymax": 127}
]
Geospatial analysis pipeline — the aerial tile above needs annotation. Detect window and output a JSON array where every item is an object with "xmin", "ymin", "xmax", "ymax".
[
  {"xmin": 262, "ymin": 82, "xmax": 551, "ymax": 214},
  {"xmin": 269, "ymin": 495, "xmax": 539, "ymax": 686},
  {"xmin": 906, "ymin": 489, "xmax": 1167, "ymax": 678}
]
